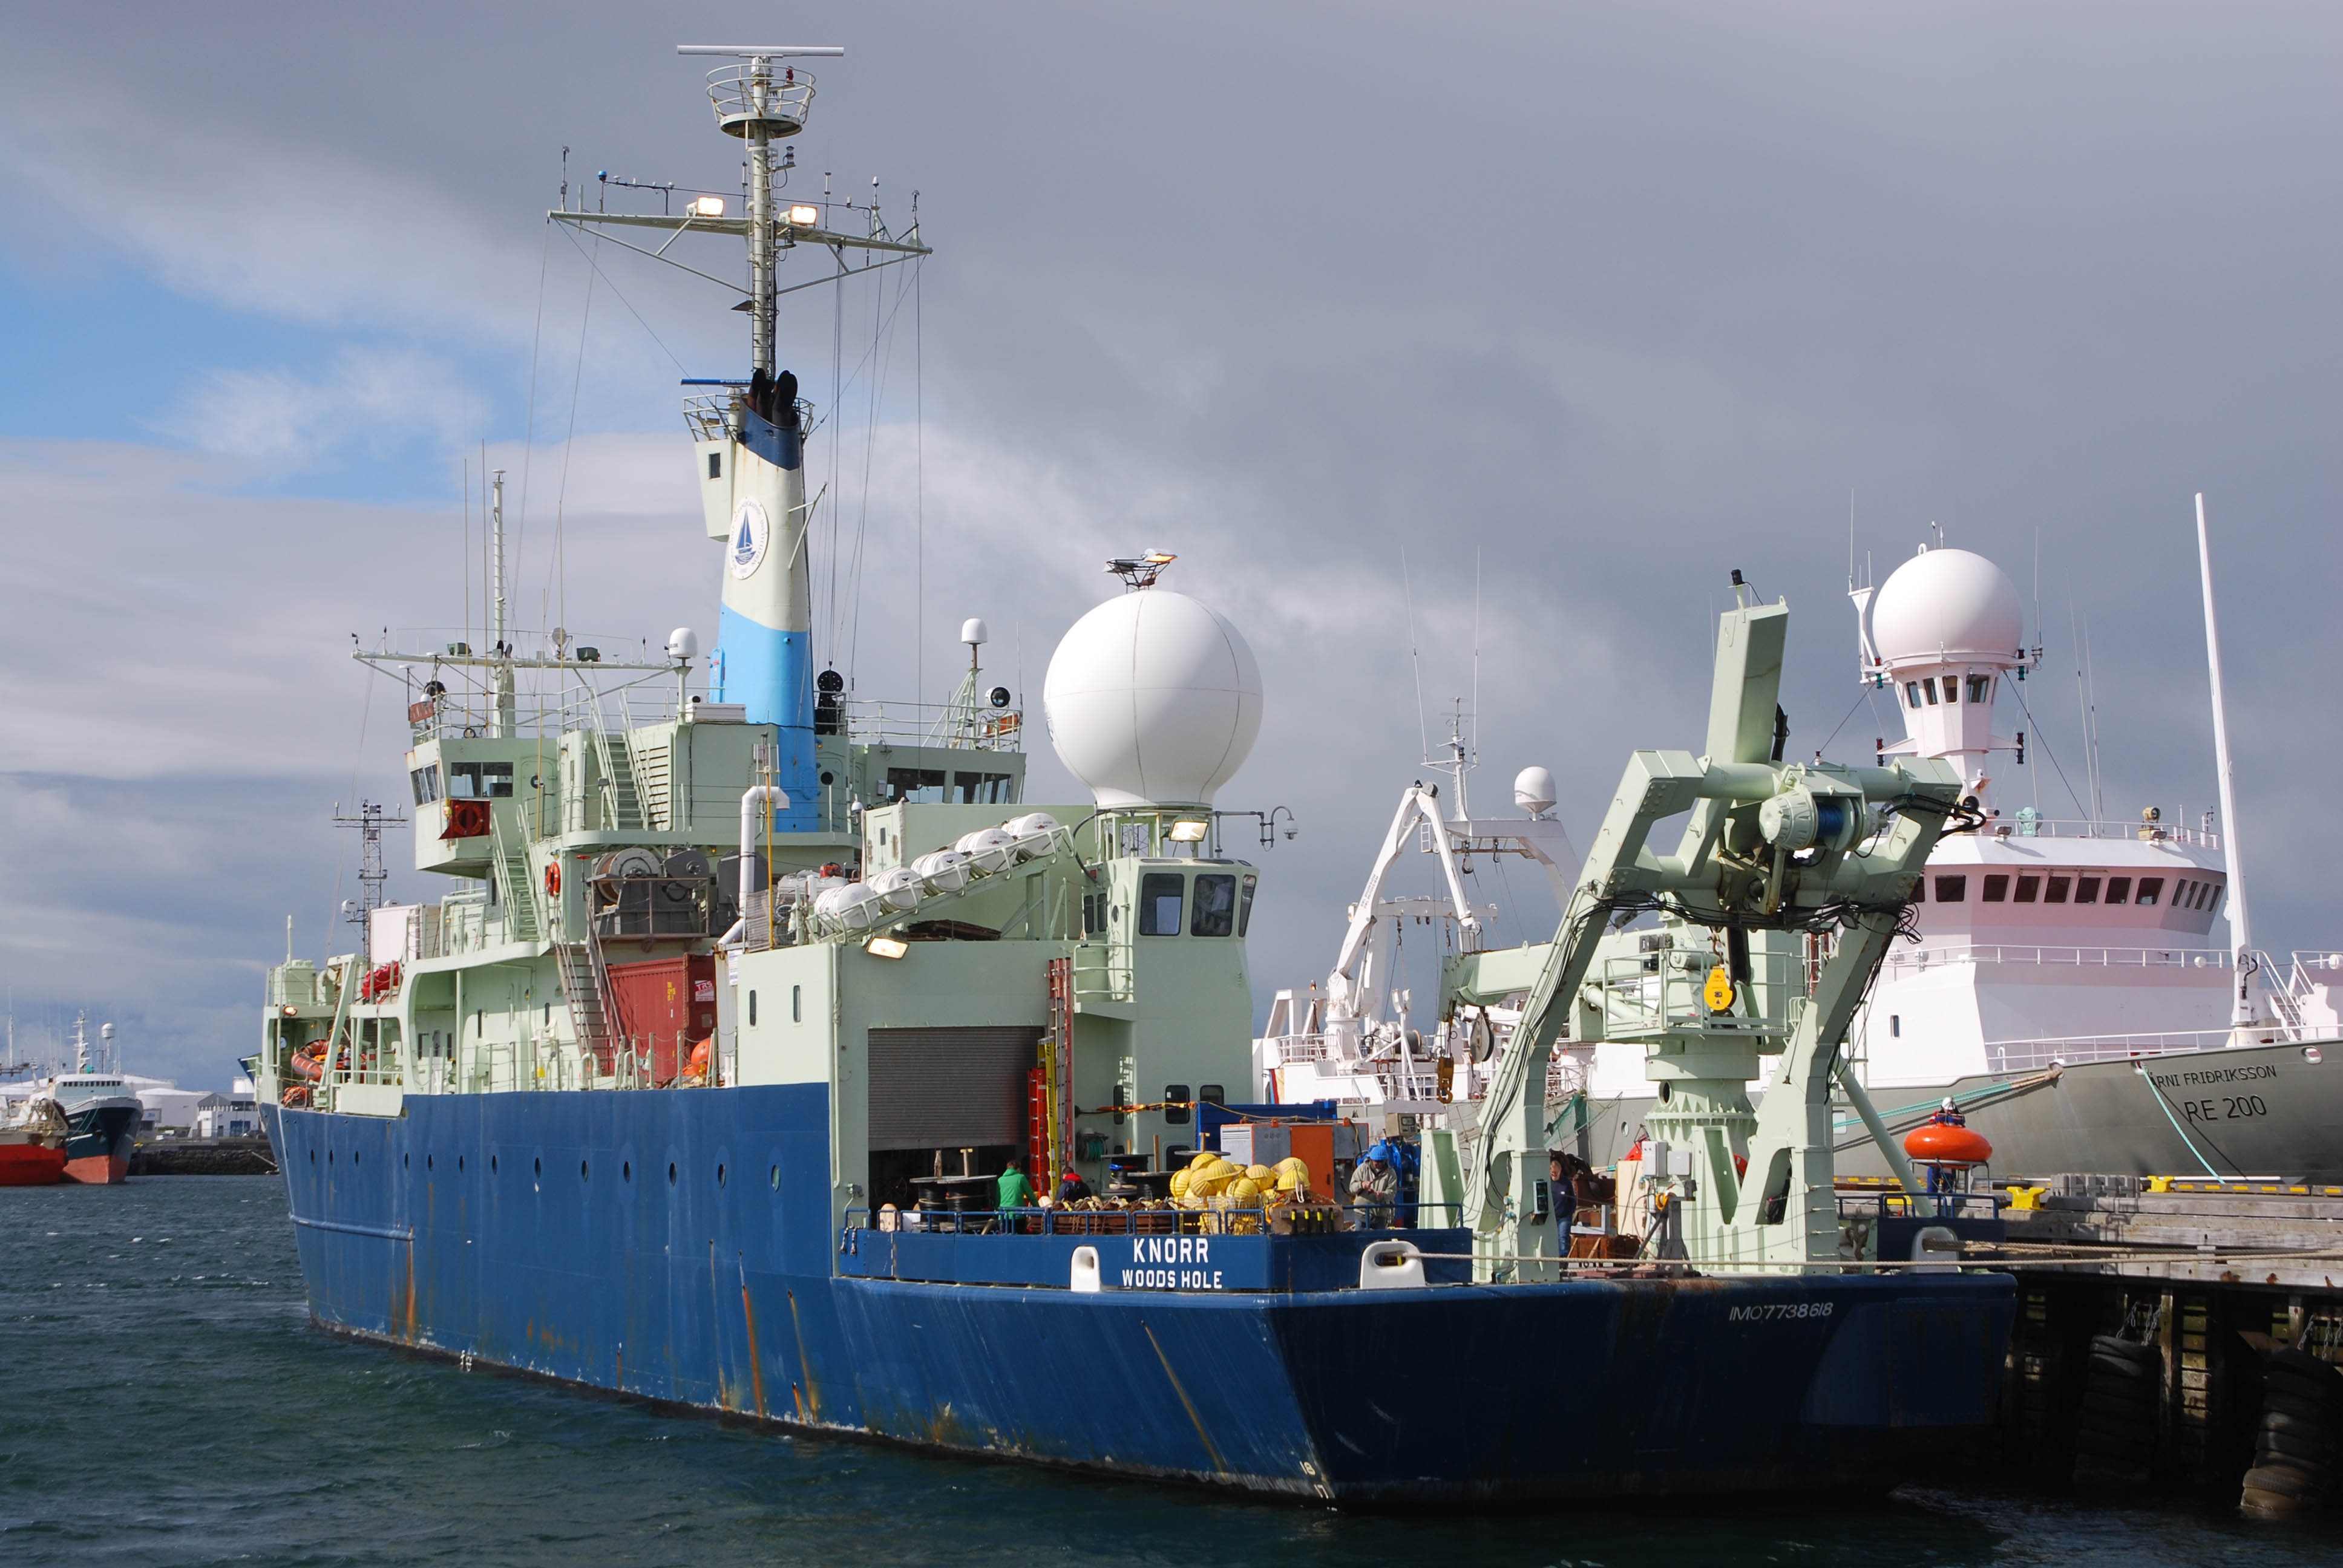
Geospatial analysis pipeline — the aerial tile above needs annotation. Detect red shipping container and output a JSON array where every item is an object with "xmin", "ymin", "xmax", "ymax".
[{"xmin": 605, "ymin": 955, "xmax": 717, "ymax": 1086}]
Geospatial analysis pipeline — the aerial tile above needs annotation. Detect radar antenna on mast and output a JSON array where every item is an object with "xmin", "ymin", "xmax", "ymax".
[{"xmin": 1106, "ymin": 552, "xmax": 1178, "ymax": 591}]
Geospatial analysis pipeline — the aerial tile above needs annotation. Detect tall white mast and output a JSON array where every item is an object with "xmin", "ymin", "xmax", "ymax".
[
  {"xmin": 2195, "ymin": 492, "xmax": 2263, "ymax": 1031},
  {"xmin": 491, "ymin": 469, "xmax": 514, "ymax": 737}
]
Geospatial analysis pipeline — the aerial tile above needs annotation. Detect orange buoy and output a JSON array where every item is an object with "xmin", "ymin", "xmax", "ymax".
[{"xmin": 1904, "ymin": 1122, "xmax": 1993, "ymax": 1166}]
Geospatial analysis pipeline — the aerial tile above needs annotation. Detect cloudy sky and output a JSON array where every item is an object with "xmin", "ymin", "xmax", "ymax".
[{"xmin": 3, "ymin": 4, "xmax": 2336, "ymax": 1092}]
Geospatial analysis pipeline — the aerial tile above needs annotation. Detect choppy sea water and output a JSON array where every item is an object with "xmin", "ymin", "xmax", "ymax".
[{"xmin": 5, "ymin": 1177, "xmax": 2341, "ymax": 1567}]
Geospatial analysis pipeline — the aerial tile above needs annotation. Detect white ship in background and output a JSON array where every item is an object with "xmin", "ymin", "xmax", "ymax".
[{"xmin": 1260, "ymin": 500, "xmax": 2343, "ymax": 1183}]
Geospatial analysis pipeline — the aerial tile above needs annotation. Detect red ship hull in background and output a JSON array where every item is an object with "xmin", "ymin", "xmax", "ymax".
[{"xmin": 0, "ymin": 1136, "xmax": 70, "ymax": 1185}]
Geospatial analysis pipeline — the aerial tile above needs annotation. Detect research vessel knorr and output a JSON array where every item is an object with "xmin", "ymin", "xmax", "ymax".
[{"xmin": 255, "ymin": 44, "xmax": 2011, "ymax": 1503}]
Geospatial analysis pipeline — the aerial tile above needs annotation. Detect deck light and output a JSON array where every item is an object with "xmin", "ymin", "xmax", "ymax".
[
  {"xmin": 690, "ymin": 195, "xmax": 726, "ymax": 218},
  {"xmin": 865, "ymin": 935, "xmax": 908, "ymax": 960},
  {"xmin": 1168, "ymin": 820, "xmax": 1208, "ymax": 843},
  {"xmin": 787, "ymin": 203, "xmax": 820, "ymax": 226}
]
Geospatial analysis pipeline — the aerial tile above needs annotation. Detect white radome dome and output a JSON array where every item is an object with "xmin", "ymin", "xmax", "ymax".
[
  {"xmin": 1869, "ymin": 546, "xmax": 2024, "ymax": 665},
  {"xmin": 1044, "ymin": 589, "xmax": 1263, "ymax": 809}
]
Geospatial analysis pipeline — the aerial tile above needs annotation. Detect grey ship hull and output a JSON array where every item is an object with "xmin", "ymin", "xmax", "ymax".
[{"xmin": 1566, "ymin": 1035, "xmax": 2343, "ymax": 1184}]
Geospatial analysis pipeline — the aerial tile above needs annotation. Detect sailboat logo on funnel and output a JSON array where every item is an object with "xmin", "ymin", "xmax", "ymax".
[{"xmin": 729, "ymin": 497, "xmax": 770, "ymax": 580}]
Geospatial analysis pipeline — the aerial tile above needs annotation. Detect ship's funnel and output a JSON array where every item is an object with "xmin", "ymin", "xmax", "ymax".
[{"xmin": 697, "ymin": 372, "xmax": 814, "ymax": 829}]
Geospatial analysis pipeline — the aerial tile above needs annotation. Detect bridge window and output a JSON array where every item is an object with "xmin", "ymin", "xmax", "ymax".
[
  {"xmin": 1933, "ymin": 875, "xmax": 1967, "ymax": 903},
  {"xmin": 1982, "ymin": 875, "xmax": 2009, "ymax": 902},
  {"xmin": 1922, "ymin": 679, "xmax": 1940, "ymax": 705},
  {"xmin": 2074, "ymin": 877, "xmax": 2101, "ymax": 904},
  {"xmin": 447, "ymin": 761, "xmax": 513, "ymax": 799},
  {"xmin": 410, "ymin": 764, "xmax": 442, "ymax": 804},
  {"xmin": 1239, "ymin": 874, "xmax": 1257, "ymax": 937},
  {"xmin": 883, "ymin": 767, "xmax": 946, "ymax": 803},
  {"xmin": 2014, "ymin": 875, "xmax": 2040, "ymax": 903},
  {"xmin": 1138, "ymin": 873, "xmax": 1185, "ymax": 935},
  {"xmin": 2045, "ymin": 877, "xmax": 2071, "ymax": 904},
  {"xmin": 1941, "ymin": 677, "xmax": 1959, "ymax": 704},
  {"xmin": 2104, "ymin": 877, "xmax": 2132, "ymax": 905},
  {"xmin": 1966, "ymin": 675, "xmax": 1993, "ymax": 704},
  {"xmin": 2135, "ymin": 877, "xmax": 2163, "ymax": 906},
  {"xmin": 1191, "ymin": 874, "xmax": 1238, "ymax": 936},
  {"xmin": 1906, "ymin": 682, "xmax": 1923, "ymax": 709},
  {"xmin": 952, "ymin": 771, "xmax": 1017, "ymax": 805}
]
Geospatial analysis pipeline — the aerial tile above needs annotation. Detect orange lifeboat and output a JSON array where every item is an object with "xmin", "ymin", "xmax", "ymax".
[{"xmin": 1904, "ymin": 1122, "xmax": 1993, "ymax": 1167}]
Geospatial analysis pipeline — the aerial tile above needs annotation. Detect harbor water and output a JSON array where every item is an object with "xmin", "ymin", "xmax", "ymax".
[{"xmin": 5, "ymin": 1178, "xmax": 2340, "ymax": 1566}]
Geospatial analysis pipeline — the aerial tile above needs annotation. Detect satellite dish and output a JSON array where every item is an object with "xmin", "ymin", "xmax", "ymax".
[{"xmin": 1513, "ymin": 766, "xmax": 1557, "ymax": 819}]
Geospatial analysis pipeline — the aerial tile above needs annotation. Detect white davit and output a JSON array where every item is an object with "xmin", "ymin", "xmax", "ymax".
[{"xmin": 1042, "ymin": 588, "xmax": 1262, "ymax": 809}]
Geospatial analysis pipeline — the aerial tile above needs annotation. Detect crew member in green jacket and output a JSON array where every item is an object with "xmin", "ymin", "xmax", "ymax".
[{"xmin": 997, "ymin": 1155, "xmax": 1035, "ymax": 1212}]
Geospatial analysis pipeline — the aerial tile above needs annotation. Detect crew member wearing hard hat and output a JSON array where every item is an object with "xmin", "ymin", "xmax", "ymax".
[{"xmin": 1349, "ymin": 1143, "xmax": 1400, "ymax": 1229}]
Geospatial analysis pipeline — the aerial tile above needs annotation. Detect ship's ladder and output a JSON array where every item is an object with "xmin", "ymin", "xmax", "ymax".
[
  {"xmin": 591, "ymin": 713, "xmax": 646, "ymax": 832},
  {"xmin": 553, "ymin": 929, "xmax": 620, "ymax": 1073},
  {"xmin": 490, "ymin": 812, "xmax": 540, "ymax": 944}
]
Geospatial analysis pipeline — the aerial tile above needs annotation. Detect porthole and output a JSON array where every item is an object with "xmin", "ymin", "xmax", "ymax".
[
  {"xmin": 718, "ymin": 1163, "xmax": 727, "ymax": 1187},
  {"xmin": 581, "ymin": 1159, "xmax": 590, "ymax": 1181},
  {"xmin": 327, "ymin": 1148, "xmax": 334, "ymax": 1164},
  {"xmin": 428, "ymin": 1154, "xmax": 435, "ymax": 1172},
  {"xmin": 459, "ymin": 1155, "xmax": 466, "ymax": 1173},
  {"xmin": 403, "ymin": 1153, "xmax": 410, "ymax": 1169},
  {"xmin": 623, "ymin": 1160, "xmax": 632, "ymax": 1182},
  {"xmin": 353, "ymin": 1150, "xmax": 361, "ymax": 1167},
  {"xmin": 668, "ymin": 1161, "xmax": 677, "ymax": 1186},
  {"xmin": 491, "ymin": 1155, "xmax": 499, "ymax": 1175},
  {"xmin": 533, "ymin": 1157, "xmax": 542, "ymax": 1178},
  {"xmin": 770, "ymin": 1164, "xmax": 780, "ymax": 1191},
  {"xmin": 309, "ymin": 1149, "xmax": 316, "ymax": 1165}
]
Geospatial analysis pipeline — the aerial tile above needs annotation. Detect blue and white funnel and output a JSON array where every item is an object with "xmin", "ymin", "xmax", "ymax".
[{"xmin": 697, "ymin": 379, "xmax": 815, "ymax": 831}]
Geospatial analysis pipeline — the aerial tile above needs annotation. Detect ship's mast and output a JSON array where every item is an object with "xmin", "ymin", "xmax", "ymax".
[
  {"xmin": 491, "ymin": 469, "xmax": 514, "ymax": 737},
  {"xmin": 744, "ymin": 62, "xmax": 778, "ymax": 375},
  {"xmin": 2195, "ymin": 493, "xmax": 2266, "ymax": 1032}
]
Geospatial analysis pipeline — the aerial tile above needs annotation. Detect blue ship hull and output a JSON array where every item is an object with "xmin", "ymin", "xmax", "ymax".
[{"xmin": 265, "ymin": 1088, "xmax": 2014, "ymax": 1503}]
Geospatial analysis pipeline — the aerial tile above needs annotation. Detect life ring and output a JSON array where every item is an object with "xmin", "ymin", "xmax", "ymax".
[{"xmin": 545, "ymin": 863, "xmax": 561, "ymax": 898}]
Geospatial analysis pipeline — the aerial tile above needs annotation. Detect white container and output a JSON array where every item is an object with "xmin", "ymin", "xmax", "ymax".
[
  {"xmin": 813, "ymin": 882, "xmax": 885, "ymax": 930},
  {"xmin": 1003, "ymin": 811, "xmax": 1062, "ymax": 861},
  {"xmin": 912, "ymin": 849, "xmax": 972, "ymax": 893},
  {"xmin": 870, "ymin": 866, "xmax": 923, "ymax": 912},
  {"xmin": 954, "ymin": 828, "xmax": 1018, "ymax": 875}
]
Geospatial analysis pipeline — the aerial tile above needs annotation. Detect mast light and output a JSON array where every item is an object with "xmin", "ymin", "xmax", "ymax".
[
  {"xmin": 690, "ymin": 195, "xmax": 726, "ymax": 218},
  {"xmin": 787, "ymin": 203, "xmax": 820, "ymax": 226}
]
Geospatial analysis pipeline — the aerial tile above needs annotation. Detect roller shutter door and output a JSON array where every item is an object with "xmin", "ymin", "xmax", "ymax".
[{"xmin": 866, "ymin": 1026, "xmax": 1040, "ymax": 1151}]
